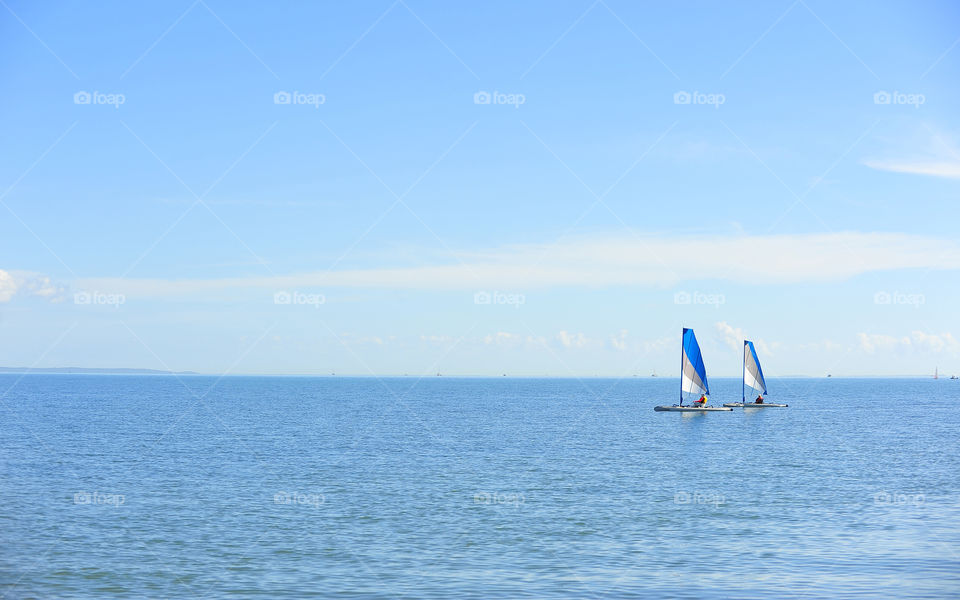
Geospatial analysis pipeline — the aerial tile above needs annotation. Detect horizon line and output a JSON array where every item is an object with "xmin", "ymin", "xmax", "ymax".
[{"xmin": 0, "ymin": 368, "xmax": 953, "ymax": 379}]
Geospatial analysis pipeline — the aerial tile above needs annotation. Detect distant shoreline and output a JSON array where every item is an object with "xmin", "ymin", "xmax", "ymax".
[
  {"xmin": 0, "ymin": 369, "xmax": 950, "ymax": 379},
  {"xmin": 0, "ymin": 367, "xmax": 198, "ymax": 375}
]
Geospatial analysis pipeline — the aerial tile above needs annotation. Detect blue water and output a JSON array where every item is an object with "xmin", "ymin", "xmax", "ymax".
[{"xmin": 1, "ymin": 375, "xmax": 958, "ymax": 598}]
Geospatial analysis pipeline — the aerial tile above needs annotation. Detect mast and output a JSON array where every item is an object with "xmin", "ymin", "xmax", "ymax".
[
  {"xmin": 742, "ymin": 341, "xmax": 746, "ymax": 402},
  {"xmin": 679, "ymin": 328, "xmax": 684, "ymax": 405}
]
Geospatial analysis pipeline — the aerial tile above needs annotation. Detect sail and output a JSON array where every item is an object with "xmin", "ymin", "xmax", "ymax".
[
  {"xmin": 743, "ymin": 340, "xmax": 768, "ymax": 396},
  {"xmin": 681, "ymin": 328, "xmax": 709, "ymax": 399}
]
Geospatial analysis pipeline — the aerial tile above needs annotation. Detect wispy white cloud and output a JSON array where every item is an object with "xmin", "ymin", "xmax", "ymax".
[
  {"xmin": 22, "ymin": 275, "xmax": 67, "ymax": 301},
  {"xmin": 75, "ymin": 231, "xmax": 960, "ymax": 299},
  {"xmin": 716, "ymin": 321, "xmax": 746, "ymax": 352},
  {"xmin": 0, "ymin": 270, "xmax": 67, "ymax": 302},
  {"xmin": 862, "ymin": 160, "xmax": 960, "ymax": 179},
  {"xmin": 857, "ymin": 331, "xmax": 959, "ymax": 354},
  {"xmin": 482, "ymin": 332, "xmax": 525, "ymax": 347},
  {"xmin": 0, "ymin": 270, "xmax": 16, "ymax": 302},
  {"xmin": 556, "ymin": 330, "xmax": 591, "ymax": 349},
  {"xmin": 642, "ymin": 336, "xmax": 673, "ymax": 356},
  {"xmin": 863, "ymin": 127, "xmax": 960, "ymax": 179},
  {"xmin": 715, "ymin": 321, "xmax": 772, "ymax": 354},
  {"xmin": 610, "ymin": 329, "xmax": 628, "ymax": 351}
]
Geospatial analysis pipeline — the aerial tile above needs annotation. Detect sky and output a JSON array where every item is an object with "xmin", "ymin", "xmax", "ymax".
[{"xmin": 1, "ymin": 0, "xmax": 959, "ymax": 377}]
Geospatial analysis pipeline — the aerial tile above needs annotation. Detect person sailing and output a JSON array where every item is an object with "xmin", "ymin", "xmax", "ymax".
[
  {"xmin": 695, "ymin": 394, "xmax": 707, "ymax": 406},
  {"xmin": 754, "ymin": 395, "xmax": 764, "ymax": 404}
]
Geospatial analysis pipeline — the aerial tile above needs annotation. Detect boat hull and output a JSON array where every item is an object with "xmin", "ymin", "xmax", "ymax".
[
  {"xmin": 722, "ymin": 402, "xmax": 789, "ymax": 408},
  {"xmin": 654, "ymin": 405, "xmax": 733, "ymax": 412}
]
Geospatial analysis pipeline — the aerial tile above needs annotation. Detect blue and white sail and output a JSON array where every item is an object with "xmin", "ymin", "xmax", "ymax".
[
  {"xmin": 680, "ymin": 328, "xmax": 709, "ymax": 404},
  {"xmin": 743, "ymin": 340, "xmax": 768, "ymax": 400}
]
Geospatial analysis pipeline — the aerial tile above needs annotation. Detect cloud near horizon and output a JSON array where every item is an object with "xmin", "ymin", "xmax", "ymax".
[
  {"xmin": 69, "ymin": 231, "xmax": 960, "ymax": 299},
  {"xmin": 0, "ymin": 270, "xmax": 67, "ymax": 302},
  {"xmin": 857, "ymin": 331, "xmax": 960, "ymax": 354}
]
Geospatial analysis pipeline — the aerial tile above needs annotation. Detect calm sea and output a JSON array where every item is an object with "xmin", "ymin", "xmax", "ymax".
[{"xmin": 1, "ymin": 375, "xmax": 958, "ymax": 598}]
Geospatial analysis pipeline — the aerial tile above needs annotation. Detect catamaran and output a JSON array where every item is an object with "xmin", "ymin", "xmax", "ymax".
[
  {"xmin": 655, "ymin": 328, "xmax": 732, "ymax": 412},
  {"xmin": 724, "ymin": 340, "xmax": 788, "ymax": 408}
]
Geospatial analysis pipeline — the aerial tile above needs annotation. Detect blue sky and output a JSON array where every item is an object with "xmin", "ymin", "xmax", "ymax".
[{"xmin": 2, "ymin": 0, "xmax": 959, "ymax": 376}]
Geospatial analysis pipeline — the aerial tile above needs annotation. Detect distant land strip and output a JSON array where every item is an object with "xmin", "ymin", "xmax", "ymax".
[{"xmin": 0, "ymin": 367, "xmax": 198, "ymax": 375}]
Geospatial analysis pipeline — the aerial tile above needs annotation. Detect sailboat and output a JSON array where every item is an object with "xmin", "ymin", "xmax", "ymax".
[
  {"xmin": 724, "ymin": 341, "xmax": 788, "ymax": 408},
  {"xmin": 655, "ymin": 328, "xmax": 732, "ymax": 412}
]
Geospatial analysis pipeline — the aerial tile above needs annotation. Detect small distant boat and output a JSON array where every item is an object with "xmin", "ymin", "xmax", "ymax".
[
  {"xmin": 951, "ymin": 375, "xmax": 958, "ymax": 380},
  {"xmin": 655, "ymin": 328, "xmax": 732, "ymax": 412},
  {"xmin": 724, "ymin": 341, "xmax": 788, "ymax": 408},
  {"xmin": 934, "ymin": 367, "xmax": 938, "ymax": 380}
]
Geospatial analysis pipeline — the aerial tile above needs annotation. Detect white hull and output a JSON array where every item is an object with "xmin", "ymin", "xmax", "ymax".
[
  {"xmin": 654, "ymin": 405, "xmax": 733, "ymax": 412},
  {"xmin": 723, "ymin": 402, "xmax": 789, "ymax": 408}
]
